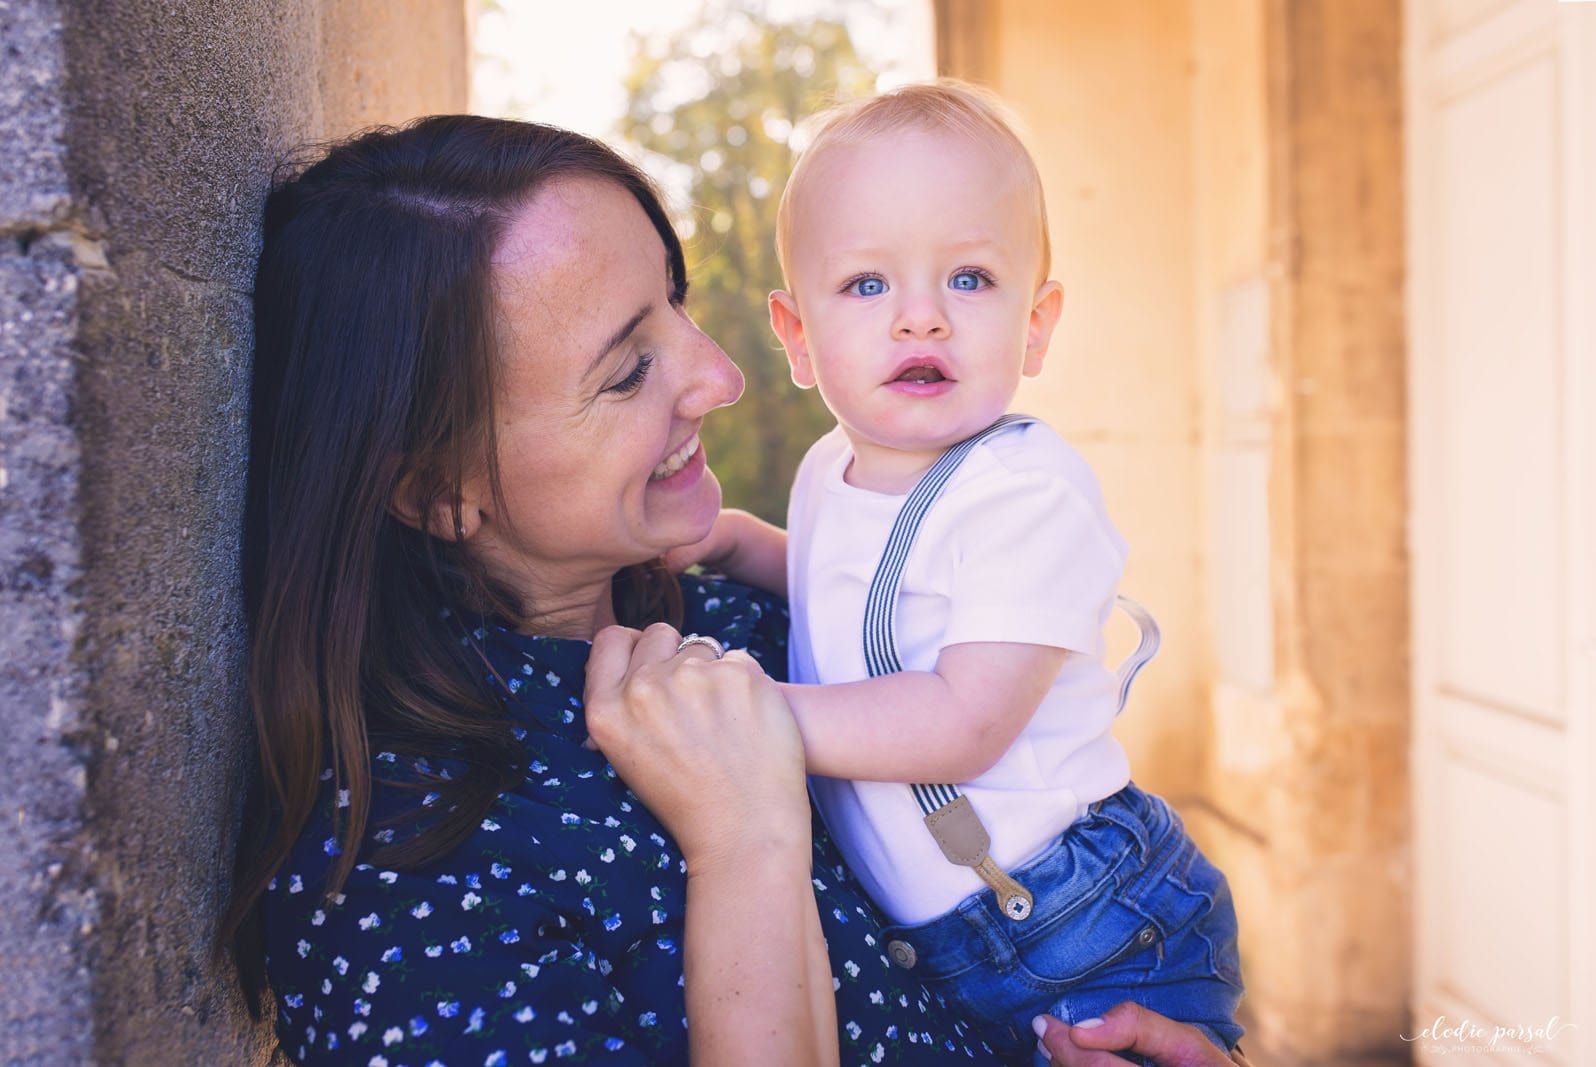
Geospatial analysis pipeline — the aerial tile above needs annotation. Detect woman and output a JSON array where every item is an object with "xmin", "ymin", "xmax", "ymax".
[
  {"xmin": 226, "ymin": 114, "xmax": 992, "ymax": 1065},
  {"xmin": 225, "ymin": 115, "xmax": 1244, "ymax": 1067}
]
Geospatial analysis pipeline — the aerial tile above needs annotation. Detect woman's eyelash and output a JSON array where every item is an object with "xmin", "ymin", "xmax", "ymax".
[{"xmin": 607, "ymin": 353, "xmax": 654, "ymax": 396}]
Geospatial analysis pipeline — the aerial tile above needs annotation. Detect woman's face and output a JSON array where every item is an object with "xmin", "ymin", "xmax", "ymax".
[{"xmin": 466, "ymin": 177, "xmax": 743, "ymax": 627}]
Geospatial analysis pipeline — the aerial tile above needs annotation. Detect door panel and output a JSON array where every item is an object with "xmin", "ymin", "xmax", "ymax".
[{"xmin": 1408, "ymin": 2, "xmax": 1594, "ymax": 1063}]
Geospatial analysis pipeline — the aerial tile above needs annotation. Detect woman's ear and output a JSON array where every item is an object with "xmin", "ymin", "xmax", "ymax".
[
  {"xmin": 769, "ymin": 290, "xmax": 815, "ymax": 388},
  {"xmin": 1023, "ymin": 281, "xmax": 1065, "ymax": 378},
  {"xmin": 390, "ymin": 468, "xmax": 484, "ymax": 543}
]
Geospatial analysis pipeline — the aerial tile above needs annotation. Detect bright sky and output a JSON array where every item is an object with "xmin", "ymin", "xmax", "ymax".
[{"xmin": 472, "ymin": 0, "xmax": 936, "ymax": 138}]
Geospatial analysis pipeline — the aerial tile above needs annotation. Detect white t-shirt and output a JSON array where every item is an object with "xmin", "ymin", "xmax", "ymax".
[{"xmin": 787, "ymin": 420, "xmax": 1132, "ymax": 924}]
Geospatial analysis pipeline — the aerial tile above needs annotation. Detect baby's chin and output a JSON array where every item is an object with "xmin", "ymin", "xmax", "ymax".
[{"xmin": 856, "ymin": 414, "xmax": 1010, "ymax": 455}]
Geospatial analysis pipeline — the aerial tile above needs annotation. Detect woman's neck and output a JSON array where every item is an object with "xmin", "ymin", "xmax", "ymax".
[{"xmin": 516, "ymin": 580, "xmax": 617, "ymax": 640}]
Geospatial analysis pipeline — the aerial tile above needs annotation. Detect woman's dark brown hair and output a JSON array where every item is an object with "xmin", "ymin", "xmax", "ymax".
[{"xmin": 225, "ymin": 115, "xmax": 685, "ymax": 1012}]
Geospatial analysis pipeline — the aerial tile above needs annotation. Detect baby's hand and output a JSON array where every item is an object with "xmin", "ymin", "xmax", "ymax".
[{"xmin": 663, "ymin": 509, "xmax": 789, "ymax": 596}]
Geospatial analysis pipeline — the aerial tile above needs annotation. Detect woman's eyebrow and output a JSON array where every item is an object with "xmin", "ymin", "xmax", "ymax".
[{"xmin": 587, "ymin": 303, "xmax": 652, "ymax": 377}]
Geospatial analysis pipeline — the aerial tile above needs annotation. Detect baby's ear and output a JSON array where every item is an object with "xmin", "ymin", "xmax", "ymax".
[
  {"xmin": 768, "ymin": 290, "xmax": 815, "ymax": 388},
  {"xmin": 1023, "ymin": 281, "xmax": 1065, "ymax": 377}
]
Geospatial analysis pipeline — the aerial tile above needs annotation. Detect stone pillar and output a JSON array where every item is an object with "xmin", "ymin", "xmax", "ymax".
[
  {"xmin": 1200, "ymin": 0, "xmax": 1410, "ymax": 1059},
  {"xmin": 935, "ymin": 0, "xmax": 997, "ymax": 86},
  {"xmin": 0, "ymin": 3, "xmax": 467, "ymax": 1062},
  {"xmin": 1260, "ymin": 0, "xmax": 1409, "ymax": 1053}
]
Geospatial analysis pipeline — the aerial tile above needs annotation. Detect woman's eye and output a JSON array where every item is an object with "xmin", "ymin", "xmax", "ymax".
[
  {"xmin": 606, "ymin": 353, "xmax": 654, "ymax": 396},
  {"xmin": 845, "ymin": 275, "xmax": 887, "ymax": 298},
  {"xmin": 950, "ymin": 269, "xmax": 992, "ymax": 291}
]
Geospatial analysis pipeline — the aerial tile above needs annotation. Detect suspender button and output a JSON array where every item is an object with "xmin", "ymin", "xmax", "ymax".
[{"xmin": 886, "ymin": 939, "xmax": 917, "ymax": 969}]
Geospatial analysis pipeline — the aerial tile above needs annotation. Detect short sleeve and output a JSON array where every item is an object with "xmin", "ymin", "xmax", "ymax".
[{"xmin": 941, "ymin": 468, "xmax": 1126, "ymax": 657}]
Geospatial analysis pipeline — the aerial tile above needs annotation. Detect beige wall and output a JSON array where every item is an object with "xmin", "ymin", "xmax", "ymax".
[
  {"xmin": 982, "ymin": 0, "xmax": 1209, "ymax": 801},
  {"xmin": 320, "ymin": 0, "xmax": 471, "ymax": 136},
  {"xmin": 940, "ymin": 1, "xmax": 1411, "ymax": 1060}
]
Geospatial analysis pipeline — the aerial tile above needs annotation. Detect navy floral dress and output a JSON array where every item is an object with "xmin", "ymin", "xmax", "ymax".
[{"xmin": 263, "ymin": 577, "xmax": 994, "ymax": 1065}]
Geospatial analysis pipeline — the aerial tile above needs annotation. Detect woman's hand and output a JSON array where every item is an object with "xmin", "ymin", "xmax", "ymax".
[
  {"xmin": 583, "ymin": 621, "xmax": 809, "ymax": 873},
  {"xmin": 585, "ymin": 622, "xmax": 838, "ymax": 1066},
  {"xmin": 1035, "ymin": 1004, "xmax": 1251, "ymax": 1066}
]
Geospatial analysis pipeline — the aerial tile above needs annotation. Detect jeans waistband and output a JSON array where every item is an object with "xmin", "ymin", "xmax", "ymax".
[{"xmin": 876, "ymin": 782, "xmax": 1183, "ymax": 980}]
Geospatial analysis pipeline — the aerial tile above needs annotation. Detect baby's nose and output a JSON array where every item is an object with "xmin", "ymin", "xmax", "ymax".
[{"xmin": 891, "ymin": 292, "xmax": 950, "ymax": 338}]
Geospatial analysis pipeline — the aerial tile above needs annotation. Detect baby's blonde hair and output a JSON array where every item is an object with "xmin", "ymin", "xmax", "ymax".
[{"xmin": 775, "ymin": 79, "xmax": 1051, "ymax": 285}]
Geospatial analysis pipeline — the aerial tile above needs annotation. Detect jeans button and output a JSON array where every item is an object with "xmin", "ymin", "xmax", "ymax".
[
  {"xmin": 1137, "ymin": 926, "xmax": 1158, "ymax": 947},
  {"xmin": 886, "ymin": 939, "xmax": 917, "ymax": 969}
]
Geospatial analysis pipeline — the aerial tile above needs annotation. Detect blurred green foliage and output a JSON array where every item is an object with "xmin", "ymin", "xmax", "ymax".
[{"xmin": 620, "ymin": 4, "xmax": 878, "ymax": 523}]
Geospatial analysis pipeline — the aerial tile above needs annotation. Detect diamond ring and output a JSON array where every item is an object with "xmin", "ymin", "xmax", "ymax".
[{"xmin": 675, "ymin": 634, "xmax": 726, "ymax": 660}]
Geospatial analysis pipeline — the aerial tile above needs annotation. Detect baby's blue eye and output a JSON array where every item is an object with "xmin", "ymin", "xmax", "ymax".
[
  {"xmin": 950, "ymin": 270, "xmax": 989, "ymax": 291},
  {"xmin": 846, "ymin": 276, "xmax": 887, "ymax": 297}
]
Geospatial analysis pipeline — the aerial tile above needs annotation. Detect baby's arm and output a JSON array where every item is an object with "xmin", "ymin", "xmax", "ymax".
[
  {"xmin": 664, "ymin": 508, "xmax": 789, "ymax": 596},
  {"xmin": 778, "ymin": 641, "xmax": 1068, "ymax": 782}
]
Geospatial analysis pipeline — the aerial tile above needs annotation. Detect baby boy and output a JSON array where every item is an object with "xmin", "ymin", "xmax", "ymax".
[{"xmin": 679, "ymin": 81, "xmax": 1244, "ymax": 1062}]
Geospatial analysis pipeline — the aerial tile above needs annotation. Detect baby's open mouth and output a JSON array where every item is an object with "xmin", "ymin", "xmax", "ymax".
[{"xmin": 893, "ymin": 365, "xmax": 947, "ymax": 384}]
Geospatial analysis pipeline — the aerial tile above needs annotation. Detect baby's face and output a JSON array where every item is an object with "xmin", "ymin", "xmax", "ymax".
[{"xmin": 776, "ymin": 127, "xmax": 1055, "ymax": 462}]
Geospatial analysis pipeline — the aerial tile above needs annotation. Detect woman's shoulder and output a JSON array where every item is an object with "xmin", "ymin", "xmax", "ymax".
[{"xmin": 677, "ymin": 574, "xmax": 789, "ymax": 679}]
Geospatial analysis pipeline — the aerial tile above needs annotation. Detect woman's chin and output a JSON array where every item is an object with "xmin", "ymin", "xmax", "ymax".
[{"xmin": 647, "ymin": 463, "xmax": 722, "ymax": 555}]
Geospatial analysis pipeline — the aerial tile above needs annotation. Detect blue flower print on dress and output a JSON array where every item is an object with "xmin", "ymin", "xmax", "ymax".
[{"xmin": 262, "ymin": 577, "xmax": 991, "ymax": 1065}]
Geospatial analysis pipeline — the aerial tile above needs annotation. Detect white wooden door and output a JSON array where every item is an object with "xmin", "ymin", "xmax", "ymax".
[{"xmin": 1407, "ymin": 2, "xmax": 1595, "ymax": 1063}]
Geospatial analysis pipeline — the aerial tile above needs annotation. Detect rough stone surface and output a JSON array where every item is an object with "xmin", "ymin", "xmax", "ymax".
[
  {"xmin": 1, "ymin": 1, "xmax": 95, "ymax": 1061},
  {"xmin": 1, "ymin": 1, "xmax": 467, "ymax": 1062}
]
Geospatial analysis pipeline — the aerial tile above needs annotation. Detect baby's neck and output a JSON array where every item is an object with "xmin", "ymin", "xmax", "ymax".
[{"xmin": 841, "ymin": 437, "xmax": 944, "ymax": 495}]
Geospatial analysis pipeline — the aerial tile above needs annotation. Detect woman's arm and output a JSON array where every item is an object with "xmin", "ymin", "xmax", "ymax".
[
  {"xmin": 585, "ymin": 622, "xmax": 837, "ymax": 1066},
  {"xmin": 779, "ymin": 641, "xmax": 1067, "ymax": 782},
  {"xmin": 683, "ymin": 831, "xmax": 836, "ymax": 1065}
]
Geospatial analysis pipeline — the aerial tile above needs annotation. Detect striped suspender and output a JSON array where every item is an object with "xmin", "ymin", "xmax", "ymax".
[{"xmin": 863, "ymin": 414, "xmax": 1162, "ymax": 921}]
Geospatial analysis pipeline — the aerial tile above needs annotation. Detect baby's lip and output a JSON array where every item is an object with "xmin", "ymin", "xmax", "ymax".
[{"xmin": 885, "ymin": 355, "xmax": 954, "ymax": 384}]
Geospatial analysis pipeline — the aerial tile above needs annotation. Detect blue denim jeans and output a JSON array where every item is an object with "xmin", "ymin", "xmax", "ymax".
[{"xmin": 876, "ymin": 784, "xmax": 1244, "ymax": 1064}]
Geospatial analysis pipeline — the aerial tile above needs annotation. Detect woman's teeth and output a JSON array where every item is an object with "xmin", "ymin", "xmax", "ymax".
[{"xmin": 650, "ymin": 435, "xmax": 700, "ymax": 481}]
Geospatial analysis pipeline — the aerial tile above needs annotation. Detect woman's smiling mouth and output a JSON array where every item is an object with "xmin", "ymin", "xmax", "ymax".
[{"xmin": 650, "ymin": 434, "xmax": 701, "ymax": 481}]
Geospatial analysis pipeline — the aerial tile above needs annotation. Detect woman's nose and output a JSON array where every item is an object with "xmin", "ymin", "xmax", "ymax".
[
  {"xmin": 891, "ymin": 290, "xmax": 950, "ymax": 340},
  {"xmin": 676, "ymin": 324, "xmax": 745, "ymax": 417}
]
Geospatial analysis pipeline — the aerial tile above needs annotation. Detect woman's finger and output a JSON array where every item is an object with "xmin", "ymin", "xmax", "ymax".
[
  {"xmin": 1036, "ymin": 1004, "xmax": 1236, "ymax": 1067},
  {"xmin": 630, "ymin": 621, "xmax": 688, "ymax": 667},
  {"xmin": 1034, "ymin": 1015, "xmax": 1127, "ymax": 1067},
  {"xmin": 586, "ymin": 625, "xmax": 641, "ymax": 699}
]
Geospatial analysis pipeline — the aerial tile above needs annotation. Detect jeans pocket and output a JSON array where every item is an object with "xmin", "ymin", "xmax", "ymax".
[{"xmin": 1010, "ymin": 887, "xmax": 1156, "ymax": 988}]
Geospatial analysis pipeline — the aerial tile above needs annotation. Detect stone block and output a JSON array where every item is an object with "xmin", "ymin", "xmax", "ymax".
[{"xmin": 1, "ymin": 0, "xmax": 469, "ymax": 1061}]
